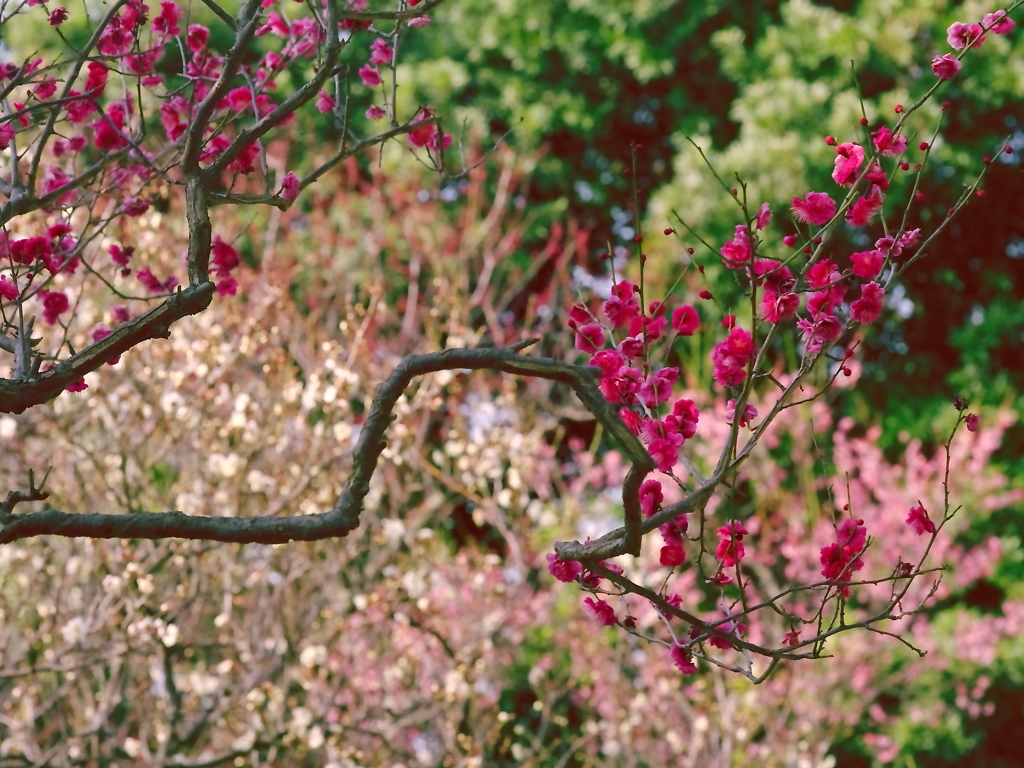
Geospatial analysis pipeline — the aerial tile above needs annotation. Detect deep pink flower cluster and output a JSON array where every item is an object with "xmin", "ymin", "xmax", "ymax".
[
  {"xmin": 906, "ymin": 505, "xmax": 936, "ymax": 536},
  {"xmin": 820, "ymin": 518, "xmax": 868, "ymax": 596},
  {"xmin": 715, "ymin": 521, "xmax": 749, "ymax": 567},
  {"xmin": 711, "ymin": 327, "xmax": 753, "ymax": 386}
]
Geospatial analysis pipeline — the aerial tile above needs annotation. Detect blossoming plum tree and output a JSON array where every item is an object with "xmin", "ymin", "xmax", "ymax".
[{"xmin": 0, "ymin": 0, "xmax": 1019, "ymax": 690}]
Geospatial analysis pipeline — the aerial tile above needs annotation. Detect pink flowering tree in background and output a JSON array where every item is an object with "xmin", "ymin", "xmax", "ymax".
[{"xmin": 1, "ymin": 0, "xmax": 1022, "ymax": 717}]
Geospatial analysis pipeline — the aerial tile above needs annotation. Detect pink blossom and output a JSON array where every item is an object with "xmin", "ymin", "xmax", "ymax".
[
  {"xmin": 846, "ymin": 187, "xmax": 883, "ymax": 226},
  {"xmin": 187, "ymin": 24, "xmax": 210, "ymax": 51},
  {"xmin": 546, "ymin": 553, "xmax": 581, "ymax": 583},
  {"xmin": 797, "ymin": 313, "xmax": 843, "ymax": 352},
  {"xmin": 0, "ymin": 276, "xmax": 18, "ymax": 301},
  {"xmin": 48, "ymin": 8, "xmax": 69, "ymax": 26},
  {"xmin": 807, "ymin": 258, "xmax": 839, "ymax": 289},
  {"xmin": 898, "ymin": 228, "xmax": 921, "ymax": 251},
  {"xmin": 112, "ymin": 306, "xmax": 131, "ymax": 324},
  {"xmin": 671, "ymin": 643, "xmax": 697, "ymax": 674},
  {"xmin": 91, "ymin": 327, "xmax": 121, "ymax": 366},
  {"xmin": 316, "ymin": 91, "xmax": 336, "ymax": 113},
  {"xmin": 872, "ymin": 125, "xmax": 907, "ymax": 157},
  {"xmin": 864, "ymin": 163, "xmax": 889, "ymax": 190},
  {"xmin": 85, "ymin": 62, "xmax": 109, "ymax": 97},
  {"xmin": 10, "ymin": 236, "xmax": 52, "ymax": 265},
  {"xmin": 725, "ymin": 399, "xmax": 757, "ymax": 428},
  {"xmin": 639, "ymin": 367, "xmax": 678, "ymax": 408},
  {"xmin": 851, "ymin": 250, "xmax": 884, "ymax": 279},
  {"xmin": 369, "ymin": 38, "xmax": 394, "ymax": 64},
  {"xmin": 620, "ymin": 407, "xmax": 642, "ymax": 434},
  {"xmin": 715, "ymin": 521, "xmax": 748, "ymax": 567},
  {"xmin": 97, "ymin": 25, "xmax": 134, "ymax": 57},
  {"xmin": 583, "ymin": 597, "xmax": 617, "ymax": 626},
  {"xmin": 31, "ymin": 77, "xmax": 57, "ymax": 101},
  {"xmin": 215, "ymin": 273, "xmax": 238, "ymax": 296},
  {"xmin": 755, "ymin": 202, "xmax": 771, "ymax": 229},
  {"xmin": 639, "ymin": 479, "xmax": 663, "ymax": 518},
  {"xmin": 966, "ymin": 413, "xmax": 980, "ymax": 432},
  {"xmin": 408, "ymin": 108, "xmax": 450, "ymax": 150},
  {"xmin": 671, "ymin": 305, "xmax": 699, "ymax": 336},
  {"xmin": 223, "ymin": 86, "xmax": 252, "ymax": 112},
  {"xmin": 709, "ymin": 618, "xmax": 747, "ymax": 650},
  {"xmin": 151, "ymin": 1, "xmax": 181, "ymax": 37},
  {"xmin": 574, "ymin": 323, "xmax": 605, "ymax": 353},
  {"xmin": 0, "ymin": 124, "xmax": 13, "ymax": 150},
  {"xmin": 603, "ymin": 281, "xmax": 639, "ymax": 327},
  {"xmin": 65, "ymin": 92, "xmax": 96, "ymax": 124},
  {"xmin": 832, "ymin": 142, "xmax": 865, "ymax": 186},
  {"xmin": 665, "ymin": 398, "xmax": 699, "ymax": 439},
  {"xmin": 407, "ymin": 15, "xmax": 430, "ymax": 27},
  {"xmin": 109, "ymin": 243, "xmax": 134, "ymax": 266},
  {"xmin": 720, "ymin": 225, "xmax": 751, "ymax": 267},
  {"xmin": 983, "ymin": 10, "xmax": 1016, "ymax": 34},
  {"xmin": 211, "ymin": 236, "xmax": 240, "ymax": 272},
  {"xmin": 850, "ymin": 282, "xmax": 884, "ymax": 324},
  {"xmin": 358, "ymin": 64, "xmax": 382, "ymax": 87},
  {"xmin": 65, "ymin": 377, "xmax": 88, "ymax": 393},
  {"xmin": 820, "ymin": 518, "xmax": 867, "ymax": 596},
  {"xmin": 280, "ymin": 171, "xmax": 299, "ymax": 200},
  {"xmin": 791, "ymin": 192, "xmax": 836, "ymax": 225},
  {"xmin": 39, "ymin": 289, "xmax": 70, "ymax": 325},
  {"xmin": 659, "ymin": 545, "xmax": 686, "ymax": 567},
  {"xmin": 782, "ymin": 629, "xmax": 801, "ymax": 647},
  {"xmin": 137, "ymin": 268, "xmax": 177, "ymax": 294},
  {"xmin": 648, "ymin": 434, "xmax": 684, "ymax": 472},
  {"xmin": 906, "ymin": 505, "xmax": 936, "ymax": 536},
  {"xmin": 947, "ymin": 21, "xmax": 985, "ymax": 50},
  {"xmin": 119, "ymin": 197, "xmax": 149, "ymax": 217},
  {"xmin": 228, "ymin": 143, "xmax": 260, "ymax": 175},
  {"xmin": 761, "ymin": 289, "xmax": 799, "ymax": 324},
  {"xmin": 366, "ymin": 105, "xmax": 387, "ymax": 119},
  {"xmin": 712, "ymin": 327, "xmax": 753, "ymax": 387},
  {"xmin": 932, "ymin": 54, "xmax": 962, "ymax": 80}
]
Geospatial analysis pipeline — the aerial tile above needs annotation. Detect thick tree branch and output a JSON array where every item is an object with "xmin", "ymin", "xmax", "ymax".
[
  {"xmin": 0, "ymin": 342, "xmax": 656, "ymax": 546},
  {"xmin": 0, "ymin": 282, "xmax": 216, "ymax": 414}
]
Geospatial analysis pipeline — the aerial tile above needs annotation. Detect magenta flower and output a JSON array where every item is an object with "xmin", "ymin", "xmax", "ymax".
[
  {"xmin": 932, "ymin": 54, "xmax": 962, "ymax": 81},
  {"xmin": 366, "ymin": 105, "xmax": 387, "ymax": 120},
  {"xmin": 671, "ymin": 305, "xmax": 699, "ymax": 336},
  {"xmin": 832, "ymin": 142, "xmax": 865, "ymax": 186},
  {"xmin": 725, "ymin": 399, "xmax": 757, "ymax": 428},
  {"xmin": 761, "ymin": 289, "xmax": 799, "ymax": 324},
  {"xmin": 280, "ymin": 171, "xmax": 299, "ymax": 200},
  {"xmin": 906, "ymin": 505, "xmax": 936, "ymax": 536},
  {"xmin": 369, "ymin": 38, "xmax": 394, "ymax": 65},
  {"xmin": 639, "ymin": 479, "xmax": 663, "ymax": 518},
  {"xmin": 755, "ymin": 202, "xmax": 771, "ymax": 229},
  {"xmin": 603, "ymin": 281, "xmax": 639, "ymax": 327},
  {"xmin": 659, "ymin": 544, "xmax": 685, "ymax": 567},
  {"xmin": 850, "ymin": 282, "xmax": 885, "ymax": 324},
  {"xmin": 574, "ymin": 323, "xmax": 605, "ymax": 353},
  {"xmin": 720, "ymin": 225, "xmax": 751, "ymax": 267},
  {"xmin": 639, "ymin": 367, "xmax": 678, "ymax": 408},
  {"xmin": 983, "ymin": 10, "xmax": 1016, "ymax": 35},
  {"xmin": 187, "ymin": 24, "xmax": 210, "ymax": 51},
  {"xmin": 715, "ymin": 521, "xmax": 749, "ymax": 567},
  {"xmin": 39, "ymin": 289, "xmax": 70, "ymax": 325},
  {"xmin": 947, "ymin": 21, "xmax": 985, "ymax": 50},
  {"xmin": 671, "ymin": 643, "xmax": 697, "ymax": 674},
  {"xmin": 358, "ymin": 64, "xmax": 382, "ymax": 87},
  {"xmin": 316, "ymin": 91, "xmax": 336, "ymax": 113},
  {"xmin": 872, "ymin": 125, "xmax": 907, "ymax": 157},
  {"xmin": 0, "ymin": 276, "xmax": 18, "ymax": 301},
  {"xmin": 966, "ymin": 413, "xmax": 980, "ymax": 432},
  {"xmin": 791, "ymin": 192, "xmax": 836, "ymax": 225},
  {"xmin": 546, "ymin": 553, "xmax": 582, "ymax": 583},
  {"xmin": 851, "ymin": 249, "xmax": 885, "ymax": 279},
  {"xmin": 846, "ymin": 187, "xmax": 884, "ymax": 227},
  {"xmin": 584, "ymin": 597, "xmax": 617, "ymax": 626}
]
